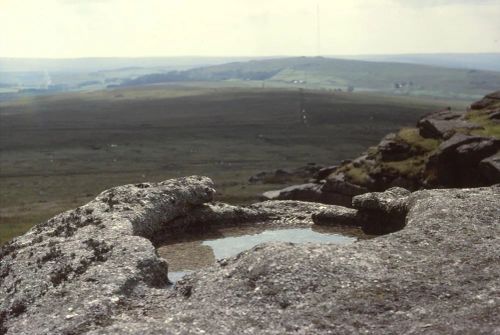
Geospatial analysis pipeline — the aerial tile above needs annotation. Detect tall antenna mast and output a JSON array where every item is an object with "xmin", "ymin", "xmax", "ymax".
[{"xmin": 316, "ymin": 3, "xmax": 321, "ymax": 56}]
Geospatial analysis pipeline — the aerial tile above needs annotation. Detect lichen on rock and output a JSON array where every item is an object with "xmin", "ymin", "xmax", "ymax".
[{"xmin": 1, "ymin": 176, "xmax": 499, "ymax": 334}]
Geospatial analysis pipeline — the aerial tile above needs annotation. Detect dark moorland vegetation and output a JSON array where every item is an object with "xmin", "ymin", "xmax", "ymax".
[{"xmin": 0, "ymin": 85, "xmax": 467, "ymax": 244}]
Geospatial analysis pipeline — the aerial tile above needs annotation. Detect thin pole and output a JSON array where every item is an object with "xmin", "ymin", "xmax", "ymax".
[{"xmin": 316, "ymin": 3, "xmax": 321, "ymax": 56}]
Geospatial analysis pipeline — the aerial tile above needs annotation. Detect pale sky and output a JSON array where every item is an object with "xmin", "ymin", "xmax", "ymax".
[{"xmin": 1, "ymin": 0, "xmax": 499, "ymax": 58}]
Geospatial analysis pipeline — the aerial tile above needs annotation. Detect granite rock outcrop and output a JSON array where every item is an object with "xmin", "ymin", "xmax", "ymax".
[{"xmin": 1, "ymin": 176, "xmax": 499, "ymax": 334}]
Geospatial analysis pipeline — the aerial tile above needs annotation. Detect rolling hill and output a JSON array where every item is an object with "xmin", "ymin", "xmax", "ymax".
[
  {"xmin": 342, "ymin": 53, "xmax": 500, "ymax": 72},
  {"xmin": 123, "ymin": 56, "xmax": 500, "ymax": 99}
]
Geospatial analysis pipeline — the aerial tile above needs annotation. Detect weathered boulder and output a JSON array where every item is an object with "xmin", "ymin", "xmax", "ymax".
[
  {"xmin": 378, "ymin": 133, "xmax": 412, "ymax": 161},
  {"xmin": 438, "ymin": 133, "xmax": 494, "ymax": 156},
  {"xmin": 418, "ymin": 119, "xmax": 481, "ymax": 139},
  {"xmin": 158, "ymin": 202, "xmax": 269, "ymax": 237},
  {"xmin": 351, "ymin": 153, "xmax": 375, "ymax": 169},
  {"xmin": 0, "ymin": 176, "xmax": 215, "ymax": 335},
  {"xmin": 309, "ymin": 187, "xmax": 414, "ymax": 233},
  {"xmin": 487, "ymin": 91, "xmax": 500, "ymax": 99},
  {"xmin": 317, "ymin": 190, "xmax": 354, "ymax": 207},
  {"xmin": 311, "ymin": 206, "xmax": 359, "ymax": 226},
  {"xmin": 417, "ymin": 108, "xmax": 471, "ymax": 139},
  {"xmin": 321, "ymin": 173, "xmax": 368, "ymax": 196},
  {"xmin": 314, "ymin": 165, "xmax": 338, "ymax": 181},
  {"xmin": 261, "ymin": 183, "xmax": 323, "ymax": 202},
  {"xmin": 261, "ymin": 189, "xmax": 281, "ymax": 200},
  {"xmin": 487, "ymin": 108, "xmax": 500, "ymax": 120},
  {"xmin": 431, "ymin": 133, "xmax": 500, "ymax": 186},
  {"xmin": 1, "ymin": 178, "xmax": 499, "ymax": 334},
  {"xmin": 262, "ymin": 176, "xmax": 365, "ymax": 207},
  {"xmin": 166, "ymin": 199, "xmax": 341, "ymax": 230},
  {"xmin": 479, "ymin": 152, "xmax": 500, "ymax": 184},
  {"xmin": 456, "ymin": 138, "xmax": 499, "ymax": 161},
  {"xmin": 249, "ymin": 164, "xmax": 323, "ymax": 184},
  {"xmin": 470, "ymin": 90, "xmax": 500, "ymax": 109},
  {"xmin": 420, "ymin": 108, "xmax": 464, "ymax": 121},
  {"xmin": 352, "ymin": 187, "xmax": 411, "ymax": 234},
  {"xmin": 249, "ymin": 200, "xmax": 340, "ymax": 226},
  {"xmin": 352, "ymin": 187, "xmax": 410, "ymax": 214}
]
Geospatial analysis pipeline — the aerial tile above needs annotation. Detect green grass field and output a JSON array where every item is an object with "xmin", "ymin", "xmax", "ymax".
[{"xmin": 0, "ymin": 84, "xmax": 468, "ymax": 244}]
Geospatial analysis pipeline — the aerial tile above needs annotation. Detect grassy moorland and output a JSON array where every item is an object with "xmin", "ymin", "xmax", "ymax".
[
  {"xmin": 124, "ymin": 57, "xmax": 500, "ymax": 100},
  {"xmin": 0, "ymin": 84, "xmax": 468, "ymax": 244}
]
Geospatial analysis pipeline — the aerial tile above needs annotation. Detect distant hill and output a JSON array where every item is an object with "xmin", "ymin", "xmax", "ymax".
[
  {"xmin": 0, "ymin": 56, "xmax": 272, "ymax": 99},
  {"xmin": 122, "ymin": 56, "xmax": 500, "ymax": 99},
  {"xmin": 0, "ymin": 57, "xmax": 264, "ymax": 73},
  {"xmin": 2, "ymin": 55, "xmax": 500, "ymax": 100},
  {"xmin": 342, "ymin": 53, "xmax": 500, "ymax": 72}
]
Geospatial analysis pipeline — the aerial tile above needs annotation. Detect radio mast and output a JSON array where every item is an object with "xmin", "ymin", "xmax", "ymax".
[{"xmin": 316, "ymin": 3, "xmax": 321, "ymax": 56}]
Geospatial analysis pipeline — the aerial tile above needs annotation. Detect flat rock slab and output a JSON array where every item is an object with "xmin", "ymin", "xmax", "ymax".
[
  {"xmin": 152, "ymin": 186, "xmax": 500, "ymax": 335},
  {"xmin": 1, "ymin": 177, "xmax": 499, "ymax": 334},
  {"xmin": 418, "ymin": 118, "xmax": 481, "ymax": 139}
]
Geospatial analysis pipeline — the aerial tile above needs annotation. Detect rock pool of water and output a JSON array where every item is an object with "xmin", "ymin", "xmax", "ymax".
[{"xmin": 157, "ymin": 225, "xmax": 362, "ymax": 283}]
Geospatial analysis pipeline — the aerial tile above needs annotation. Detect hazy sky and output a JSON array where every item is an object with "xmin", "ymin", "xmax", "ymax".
[{"xmin": 1, "ymin": 0, "xmax": 499, "ymax": 58}]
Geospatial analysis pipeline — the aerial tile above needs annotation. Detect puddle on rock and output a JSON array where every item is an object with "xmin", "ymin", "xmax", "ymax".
[{"xmin": 157, "ymin": 224, "xmax": 365, "ymax": 283}]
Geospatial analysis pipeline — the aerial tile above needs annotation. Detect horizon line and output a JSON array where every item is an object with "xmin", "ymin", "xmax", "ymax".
[{"xmin": 1, "ymin": 52, "xmax": 500, "ymax": 60}]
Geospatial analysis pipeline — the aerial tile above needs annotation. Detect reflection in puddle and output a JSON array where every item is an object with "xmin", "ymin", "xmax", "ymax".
[
  {"xmin": 168, "ymin": 271, "xmax": 191, "ymax": 283},
  {"xmin": 158, "ymin": 225, "xmax": 360, "ymax": 283},
  {"xmin": 204, "ymin": 228, "xmax": 355, "ymax": 259}
]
